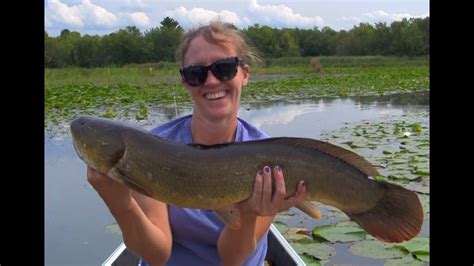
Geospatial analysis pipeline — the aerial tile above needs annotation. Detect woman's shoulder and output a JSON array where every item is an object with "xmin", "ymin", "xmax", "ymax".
[
  {"xmin": 150, "ymin": 114, "xmax": 192, "ymax": 143},
  {"xmin": 237, "ymin": 117, "xmax": 270, "ymax": 141}
]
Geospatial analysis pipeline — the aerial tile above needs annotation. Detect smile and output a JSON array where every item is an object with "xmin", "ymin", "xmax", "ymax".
[{"xmin": 205, "ymin": 90, "xmax": 227, "ymax": 100}]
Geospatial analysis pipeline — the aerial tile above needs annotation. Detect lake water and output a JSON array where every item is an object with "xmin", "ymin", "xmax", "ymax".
[{"xmin": 45, "ymin": 91, "xmax": 429, "ymax": 265}]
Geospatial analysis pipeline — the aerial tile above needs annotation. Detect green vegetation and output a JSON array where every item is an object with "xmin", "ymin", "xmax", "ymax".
[
  {"xmin": 45, "ymin": 32, "xmax": 430, "ymax": 263},
  {"xmin": 45, "ymin": 17, "xmax": 429, "ymax": 68},
  {"xmin": 45, "ymin": 56, "xmax": 429, "ymax": 131},
  {"xmin": 274, "ymin": 110, "xmax": 430, "ymax": 265}
]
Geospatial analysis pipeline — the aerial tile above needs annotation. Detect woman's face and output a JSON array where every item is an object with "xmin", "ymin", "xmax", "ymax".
[{"xmin": 182, "ymin": 35, "xmax": 249, "ymax": 122}]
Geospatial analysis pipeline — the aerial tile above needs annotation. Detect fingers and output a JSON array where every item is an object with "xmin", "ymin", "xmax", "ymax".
[
  {"xmin": 295, "ymin": 181, "xmax": 306, "ymax": 201},
  {"xmin": 272, "ymin": 165, "xmax": 286, "ymax": 203},
  {"xmin": 238, "ymin": 169, "xmax": 263, "ymax": 215},
  {"xmin": 87, "ymin": 166, "xmax": 126, "ymax": 193},
  {"xmin": 240, "ymin": 165, "xmax": 308, "ymax": 217},
  {"xmin": 262, "ymin": 166, "xmax": 273, "ymax": 204},
  {"xmin": 86, "ymin": 166, "xmax": 132, "ymax": 214},
  {"xmin": 260, "ymin": 165, "xmax": 308, "ymax": 214},
  {"xmin": 281, "ymin": 181, "xmax": 306, "ymax": 210},
  {"xmin": 251, "ymin": 170, "xmax": 263, "ymax": 202}
]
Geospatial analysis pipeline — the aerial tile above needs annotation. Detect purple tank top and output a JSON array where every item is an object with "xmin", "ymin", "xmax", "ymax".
[{"xmin": 140, "ymin": 114, "xmax": 270, "ymax": 266}]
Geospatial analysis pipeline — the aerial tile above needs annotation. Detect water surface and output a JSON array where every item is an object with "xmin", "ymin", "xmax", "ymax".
[{"xmin": 45, "ymin": 91, "xmax": 429, "ymax": 265}]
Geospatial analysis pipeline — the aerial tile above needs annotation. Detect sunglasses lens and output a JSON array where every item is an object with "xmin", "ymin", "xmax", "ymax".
[
  {"xmin": 211, "ymin": 58, "xmax": 238, "ymax": 81},
  {"xmin": 181, "ymin": 57, "xmax": 240, "ymax": 86},
  {"xmin": 182, "ymin": 66, "xmax": 207, "ymax": 86}
]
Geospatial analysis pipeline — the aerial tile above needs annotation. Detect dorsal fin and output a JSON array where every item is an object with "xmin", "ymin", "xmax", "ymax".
[{"xmin": 264, "ymin": 137, "xmax": 380, "ymax": 177}]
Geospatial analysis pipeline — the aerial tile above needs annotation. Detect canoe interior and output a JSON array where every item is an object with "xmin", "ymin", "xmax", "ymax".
[{"xmin": 103, "ymin": 224, "xmax": 305, "ymax": 266}]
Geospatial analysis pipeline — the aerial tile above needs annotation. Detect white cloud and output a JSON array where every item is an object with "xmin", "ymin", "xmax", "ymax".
[
  {"xmin": 358, "ymin": 10, "xmax": 429, "ymax": 25},
  {"xmin": 341, "ymin": 16, "xmax": 362, "ymax": 24},
  {"xmin": 164, "ymin": 7, "xmax": 242, "ymax": 29},
  {"xmin": 45, "ymin": 0, "xmax": 429, "ymax": 36},
  {"xmin": 46, "ymin": 0, "xmax": 118, "ymax": 28},
  {"xmin": 338, "ymin": 10, "xmax": 429, "ymax": 30},
  {"xmin": 47, "ymin": 0, "xmax": 84, "ymax": 27},
  {"xmin": 45, "ymin": 0, "xmax": 154, "ymax": 35},
  {"xmin": 123, "ymin": 12, "xmax": 151, "ymax": 27},
  {"xmin": 79, "ymin": 0, "xmax": 118, "ymax": 26},
  {"xmin": 364, "ymin": 10, "xmax": 414, "ymax": 21},
  {"xmin": 163, "ymin": 0, "xmax": 324, "ymax": 30},
  {"xmin": 247, "ymin": 0, "xmax": 323, "ymax": 28}
]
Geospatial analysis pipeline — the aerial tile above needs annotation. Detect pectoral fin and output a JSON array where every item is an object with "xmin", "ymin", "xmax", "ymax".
[
  {"xmin": 296, "ymin": 201, "xmax": 321, "ymax": 219},
  {"xmin": 108, "ymin": 167, "xmax": 152, "ymax": 198},
  {"xmin": 214, "ymin": 204, "xmax": 241, "ymax": 230}
]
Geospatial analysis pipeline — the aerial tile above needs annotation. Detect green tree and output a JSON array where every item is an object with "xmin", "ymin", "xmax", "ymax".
[
  {"xmin": 244, "ymin": 24, "xmax": 279, "ymax": 57},
  {"xmin": 320, "ymin": 27, "xmax": 337, "ymax": 55},
  {"xmin": 160, "ymin": 16, "xmax": 181, "ymax": 30},
  {"xmin": 413, "ymin": 17, "xmax": 429, "ymax": 55},
  {"xmin": 45, "ymin": 15, "xmax": 429, "ymax": 68},
  {"xmin": 299, "ymin": 28, "xmax": 323, "ymax": 56},
  {"xmin": 349, "ymin": 23, "xmax": 376, "ymax": 55},
  {"xmin": 73, "ymin": 34, "xmax": 101, "ymax": 67},
  {"xmin": 373, "ymin": 22, "xmax": 391, "ymax": 55},
  {"xmin": 58, "ymin": 29, "xmax": 82, "ymax": 66},
  {"xmin": 145, "ymin": 17, "xmax": 183, "ymax": 62},
  {"xmin": 278, "ymin": 29, "xmax": 300, "ymax": 57},
  {"xmin": 101, "ymin": 26, "xmax": 146, "ymax": 65}
]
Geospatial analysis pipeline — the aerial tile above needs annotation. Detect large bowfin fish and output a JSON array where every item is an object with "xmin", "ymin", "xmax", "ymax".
[{"xmin": 70, "ymin": 115, "xmax": 423, "ymax": 243}]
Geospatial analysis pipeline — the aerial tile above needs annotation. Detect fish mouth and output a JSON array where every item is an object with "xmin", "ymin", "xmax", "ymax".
[{"xmin": 70, "ymin": 115, "xmax": 126, "ymax": 173}]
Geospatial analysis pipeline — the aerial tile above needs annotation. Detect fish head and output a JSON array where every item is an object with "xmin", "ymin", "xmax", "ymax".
[{"xmin": 70, "ymin": 115, "xmax": 126, "ymax": 173}]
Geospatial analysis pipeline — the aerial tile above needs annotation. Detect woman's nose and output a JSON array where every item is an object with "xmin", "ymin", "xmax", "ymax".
[{"xmin": 204, "ymin": 70, "xmax": 220, "ymax": 86}]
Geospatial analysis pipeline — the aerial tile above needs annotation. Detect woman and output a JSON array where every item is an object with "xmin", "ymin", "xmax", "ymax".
[{"xmin": 88, "ymin": 21, "xmax": 306, "ymax": 266}]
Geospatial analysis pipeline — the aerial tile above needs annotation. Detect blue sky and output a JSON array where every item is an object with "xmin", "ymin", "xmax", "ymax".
[{"xmin": 45, "ymin": 0, "xmax": 429, "ymax": 37}]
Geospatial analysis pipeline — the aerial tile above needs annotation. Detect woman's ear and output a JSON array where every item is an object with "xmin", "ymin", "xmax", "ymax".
[{"xmin": 241, "ymin": 64, "xmax": 250, "ymax": 87}]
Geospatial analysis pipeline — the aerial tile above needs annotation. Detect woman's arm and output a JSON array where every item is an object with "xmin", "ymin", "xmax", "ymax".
[
  {"xmin": 217, "ymin": 166, "xmax": 306, "ymax": 266},
  {"xmin": 87, "ymin": 167, "xmax": 172, "ymax": 266}
]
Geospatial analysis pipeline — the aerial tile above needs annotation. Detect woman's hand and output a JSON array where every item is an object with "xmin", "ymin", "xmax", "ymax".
[
  {"xmin": 238, "ymin": 165, "xmax": 306, "ymax": 217},
  {"xmin": 87, "ymin": 167, "xmax": 132, "ymax": 215}
]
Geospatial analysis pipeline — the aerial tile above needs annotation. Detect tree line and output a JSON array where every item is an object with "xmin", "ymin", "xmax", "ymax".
[{"xmin": 44, "ymin": 16, "xmax": 429, "ymax": 68}]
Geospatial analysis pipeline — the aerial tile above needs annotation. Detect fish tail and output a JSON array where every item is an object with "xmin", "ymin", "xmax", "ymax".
[{"xmin": 346, "ymin": 182, "xmax": 424, "ymax": 243}]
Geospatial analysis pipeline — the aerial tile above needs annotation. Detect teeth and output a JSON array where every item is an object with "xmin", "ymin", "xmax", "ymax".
[{"xmin": 205, "ymin": 91, "xmax": 227, "ymax": 100}]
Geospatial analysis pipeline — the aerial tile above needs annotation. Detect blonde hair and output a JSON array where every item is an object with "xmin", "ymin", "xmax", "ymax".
[{"xmin": 176, "ymin": 20, "xmax": 262, "ymax": 66}]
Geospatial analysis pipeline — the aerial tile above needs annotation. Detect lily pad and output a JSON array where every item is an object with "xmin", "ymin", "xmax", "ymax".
[
  {"xmin": 312, "ymin": 221, "xmax": 366, "ymax": 242},
  {"xmin": 410, "ymin": 123, "xmax": 423, "ymax": 133},
  {"xmin": 413, "ymin": 253, "xmax": 429, "ymax": 262},
  {"xmin": 283, "ymin": 227, "xmax": 312, "ymax": 241},
  {"xmin": 300, "ymin": 254, "xmax": 328, "ymax": 265},
  {"xmin": 385, "ymin": 255, "xmax": 429, "ymax": 266},
  {"xmin": 290, "ymin": 238, "xmax": 336, "ymax": 260},
  {"xmin": 349, "ymin": 240, "xmax": 407, "ymax": 259},
  {"xmin": 273, "ymin": 221, "xmax": 290, "ymax": 234},
  {"xmin": 395, "ymin": 237, "xmax": 429, "ymax": 260}
]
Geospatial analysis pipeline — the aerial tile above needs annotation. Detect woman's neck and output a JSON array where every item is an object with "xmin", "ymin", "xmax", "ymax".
[{"xmin": 190, "ymin": 115, "xmax": 238, "ymax": 145}]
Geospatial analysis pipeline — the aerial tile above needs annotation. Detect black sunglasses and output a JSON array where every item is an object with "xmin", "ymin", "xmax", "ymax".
[{"xmin": 179, "ymin": 57, "xmax": 244, "ymax": 87}]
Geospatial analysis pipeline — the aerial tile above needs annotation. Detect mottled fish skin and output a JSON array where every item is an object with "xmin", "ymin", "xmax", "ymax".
[{"xmin": 70, "ymin": 115, "xmax": 424, "ymax": 243}]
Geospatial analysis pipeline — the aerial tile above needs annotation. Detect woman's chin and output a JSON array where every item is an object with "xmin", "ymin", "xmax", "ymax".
[{"xmin": 204, "ymin": 105, "xmax": 235, "ymax": 120}]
